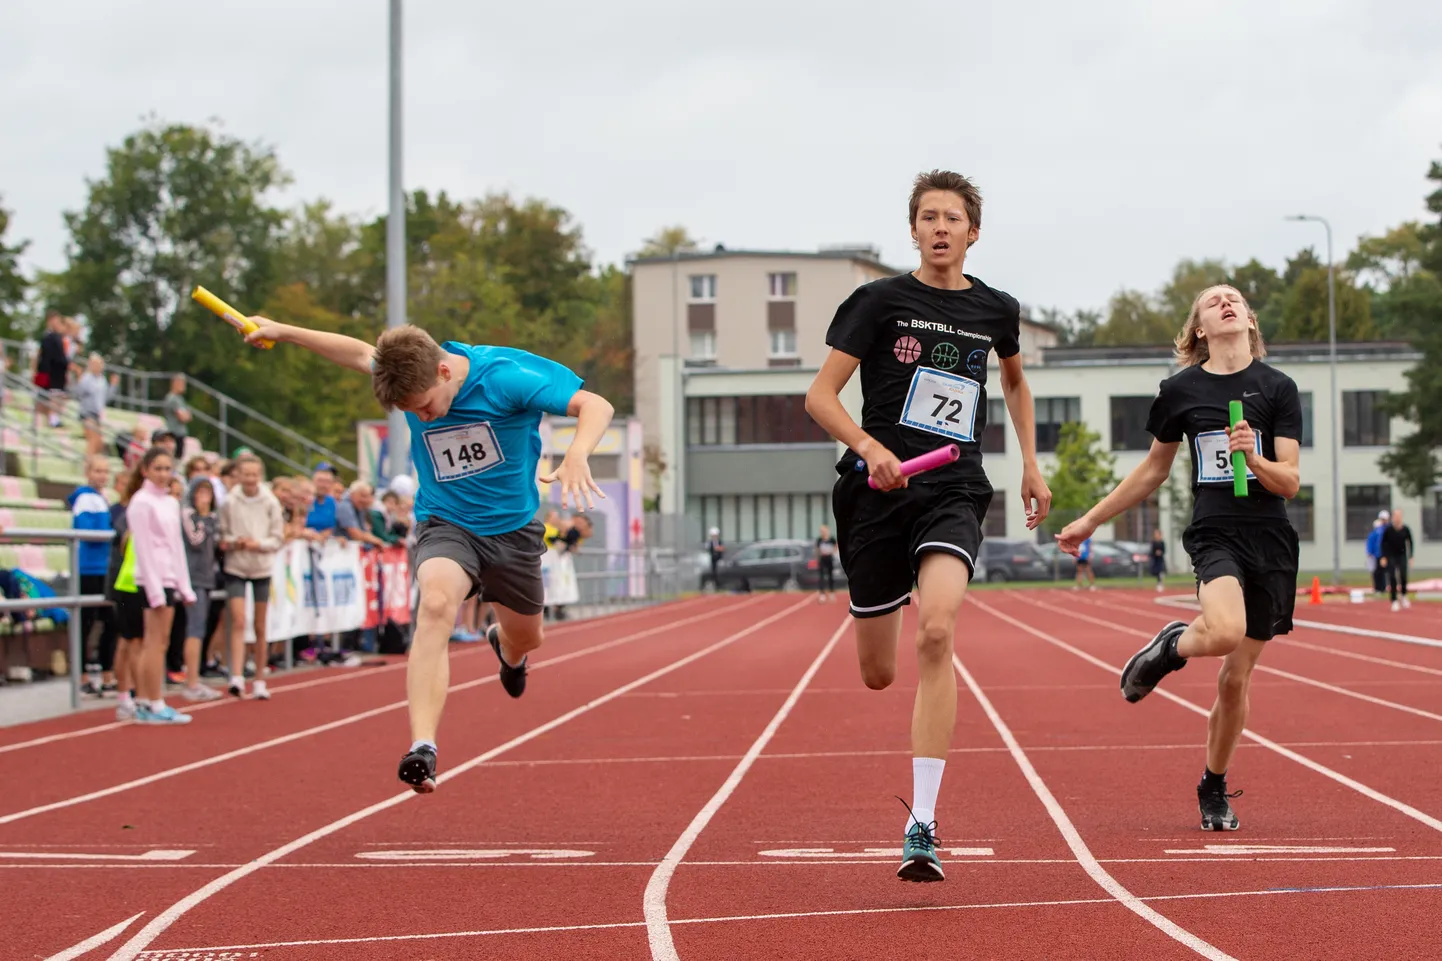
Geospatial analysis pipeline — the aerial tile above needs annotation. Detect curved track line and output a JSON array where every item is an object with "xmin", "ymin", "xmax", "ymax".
[
  {"xmin": 971, "ymin": 597, "xmax": 1442, "ymax": 834},
  {"xmin": 105, "ymin": 596, "xmax": 813, "ymax": 961},
  {"xmin": 952, "ymin": 651, "xmax": 1236, "ymax": 960},
  {"xmin": 44, "ymin": 912, "xmax": 143, "ymax": 961},
  {"xmin": 0, "ymin": 597, "xmax": 762, "ymax": 826},
  {"xmin": 644, "ymin": 616, "xmax": 849, "ymax": 959}
]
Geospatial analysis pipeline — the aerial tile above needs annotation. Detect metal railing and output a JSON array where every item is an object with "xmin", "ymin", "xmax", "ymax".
[
  {"xmin": 561, "ymin": 547, "xmax": 695, "ymax": 614},
  {"xmin": 0, "ymin": 527, "xmax": 114, "ymax": 711}
]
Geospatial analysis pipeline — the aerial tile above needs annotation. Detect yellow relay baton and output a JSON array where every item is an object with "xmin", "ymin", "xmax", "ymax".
[{"xmin": 191, "ymin": 286, "xmax": 274, "ymax": 349}]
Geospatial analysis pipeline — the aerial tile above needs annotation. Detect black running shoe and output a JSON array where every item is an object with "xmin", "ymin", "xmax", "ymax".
[
  {"xmin": 1198, "ymin": 781, "xmax": 1242, "ymax": 831},
  {"xmin": 398, "ymin": 745, "xmax": 437, "ymax": 794},
  {"xmin": 488, "ymin": 624, "xmax": 527, "ymax": 698},
  {"xmin": 1120, "ymin": 620, "xmax": 1188, "ymax": 703}
]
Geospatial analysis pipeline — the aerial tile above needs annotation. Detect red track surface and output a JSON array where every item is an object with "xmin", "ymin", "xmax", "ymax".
[{"xmin": 5, "ymin": 588, "xmax": 1442, "ymax": 960}]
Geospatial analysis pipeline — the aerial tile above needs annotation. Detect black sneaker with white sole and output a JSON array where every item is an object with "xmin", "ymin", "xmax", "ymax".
[
  {"xmin": 1198, "ymin": 781, "xmax": 1242, "ymax": 831},
  {"xmin": 1120, "ymin": 620, "xmax": 1188, "ymax": 703},
  {"xmin": 488, "ymin": 624, "xmax": 528, "ymax": 698},
  {"xmin": 398, "ymin": 745, "xmax": 438, "ymax": 793}
]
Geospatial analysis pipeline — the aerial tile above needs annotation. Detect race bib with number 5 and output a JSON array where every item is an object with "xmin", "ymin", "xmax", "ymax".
[
  {"xmin": 424, "ymin": 422, "xmax": 505, "ymax": 482},
  {"xmin": 1194, "ymin": 429, "xmax": 1262, "ymax": 485},
  {"xmin": 898, "ymin": 366, "xmax": 981, "ymax": 442}
]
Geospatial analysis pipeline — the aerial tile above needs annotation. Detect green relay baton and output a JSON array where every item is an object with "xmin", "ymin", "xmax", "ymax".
[{"xmin": 1229, "ymin": 400, "xmax": 1247, "ymax": 497}]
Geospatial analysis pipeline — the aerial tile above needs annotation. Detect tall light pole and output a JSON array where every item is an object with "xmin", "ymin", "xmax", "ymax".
[
  {"xmin": 1286, "ymin": 214, "xmax": 1339, "ymax": 585},
  {"xmin": 385, "ymin": 0, "xmax": 410, "ymax": 483}
]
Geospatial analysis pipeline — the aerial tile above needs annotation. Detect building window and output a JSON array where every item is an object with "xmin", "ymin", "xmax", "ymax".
[
  {"xmin": 984, "ymin": 493, "xmax": 1006, "ymax": 538},
  {"xmin": 1287, "ymin": 485, "xmax": 1315, "ymax": 542},
  {"xmin": 689, "ymin": 329, "xmax": 715, "ymax": 361},
  {"xmin": 1344, "ymin": 484, "xmax": 1390, "ymax": 541},
  {"xmin": 1424, "ymin": 488, "xmax": 1442, "ymax": 541},
  {"xmin": 1036, "ymin": 397, "xmax": 1082, "ymax": 453},
  {"xmin": 1343, "ymin": 391, "xmax": 1389, "ymax": 447},
  {"xmin": 688, "ymin": 395, "xmax": 830, "ymax": 446},
  {"xmin": 768, "ymin": 272, "xmax": 796, "ymax": 299},
  {"xmin": 1110, "ymin": 396, "xmax": 1153, "ymax": 452},
  {"xmin": 769, "ymin": 326, "xmax": 797, "ymax": 357},
  {"xmin": 981, "ymin": 398, "xmax": 1006, "ymax": 454},
  {"xmin": 1298, "ymin": 391, "xmax": 1314, "ymax": 448},
  {"xmin": 688, "ymin": 274, "xmax": 716, "ymax": 302}
]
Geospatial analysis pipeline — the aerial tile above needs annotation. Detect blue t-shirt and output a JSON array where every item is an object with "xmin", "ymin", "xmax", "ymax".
[
  {"xmin": 307, "ymin": 495, "xmax": 337, "ymax": 532},
  {"xmin": 409, "ymin": 343, "xmax": 582, "ymax": 536},
  {"xmin": 1079, "ymin": 538, "xmax": 1092, "ymax": 561}
]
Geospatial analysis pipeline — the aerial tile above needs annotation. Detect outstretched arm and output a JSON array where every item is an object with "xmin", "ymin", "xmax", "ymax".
[
  {"xmin": 244, "ymin": 316, "xmax": 375, "ymax": 374},
  {"xmin": 1056, "ymin": 439, "xmax": 1180, "ymax": 554},
  {"xmin": 538, "ymin": 390, "xmax": 615, "ymax": 511},
  {"xmin": 997, "ymin": 354, "xmax": 1052, "ymax": 529}
]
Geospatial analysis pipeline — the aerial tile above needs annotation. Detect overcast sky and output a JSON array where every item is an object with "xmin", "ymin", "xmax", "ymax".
[{"xmin": 3, "ymin": 0, "xmax": 1440, "ymax": 316}]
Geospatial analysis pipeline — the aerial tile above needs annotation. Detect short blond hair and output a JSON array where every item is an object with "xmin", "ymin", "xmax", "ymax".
[
  {"xmin": 372, "ymin": 326, "xmax": 445, "ymax": 411},
  {"xmin": 1174, "ymin": 286, "xmax": 1267, "ymax": 368}
]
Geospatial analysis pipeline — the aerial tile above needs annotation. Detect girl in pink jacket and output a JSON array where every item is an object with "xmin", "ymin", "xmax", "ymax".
[{"xmin": 125, "ymin": 447, "xmax": 197, "ymax": 725}]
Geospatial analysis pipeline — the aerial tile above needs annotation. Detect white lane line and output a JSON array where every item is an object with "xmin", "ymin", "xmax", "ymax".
[
  {"xmin": 644, "ymin": 616, "xmax": 848, "ymax": 960},
  {"xmin": 107, "ymin": 596, "xmax": 815, "ymax": 961},
  {"xmin": 0, "ymin": 597, "xmax": 765, "ymax": 827},
  {"xmin": 1152, "ymin": 594, "xmax": 1442, "ymax": 648},
  {"xmin": 43, "ymin": 912, "xmax": 143, "ymax": 961},
  {"xmin": 971, "ymin": 598, "xmax": 1442, "ymax": 835},
  {"xmin": 1019, "ymin": 594, "xmax": 1442, "ymax": 726},
  {"xmin": 0, "ymin": 597, "xmax": 709, "ymax": 755},
  {"xmin": 137, "ymin": 880, "xmax": 1442, "ymax": 955},
  {"xmin": 953, "ymin": 651, "xmax": 1236, "ymax": 960}
]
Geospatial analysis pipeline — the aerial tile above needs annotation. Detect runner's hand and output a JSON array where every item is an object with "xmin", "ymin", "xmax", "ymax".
[
  {"xmin": 540, "ymin": 454, "xmax": 607, "ymax": 511},
  {"xmin": 1055, "ymin": 517, "xmax": 1095, "ymax": 556},
  {"xmin": 244, "ymin": 316, "xmax": 288, "ymax": 348},
  {"xmin": 857, "ymin": 438, "xmax": 905, "ymax": 491},
  {"xmin": 1021, "ymin": 464, "xmax": 1051, "ymax": 530},
  {"xmin": 1227, "ymin": 419, "xmax": 1257, "ymax": 466}
]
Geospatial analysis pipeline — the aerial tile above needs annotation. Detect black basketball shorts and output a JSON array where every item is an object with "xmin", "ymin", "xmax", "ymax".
[{"xmin": 1182, "ymin": 521, "xmax": 1300, "ymax": 641}]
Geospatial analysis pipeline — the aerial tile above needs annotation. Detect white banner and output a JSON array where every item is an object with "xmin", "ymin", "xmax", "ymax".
[
  {"xmin": 238, "ymin": 540, "xmax": 369, "ymax": 643},
  {"xmin": 540, "ymin": 547, "xmax": 580, "ymax": 607}
]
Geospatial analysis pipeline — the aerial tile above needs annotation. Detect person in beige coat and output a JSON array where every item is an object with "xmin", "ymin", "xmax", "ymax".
[{"xmin": 220, "ymin": 454, "xmax": 285, "ymax": 700}]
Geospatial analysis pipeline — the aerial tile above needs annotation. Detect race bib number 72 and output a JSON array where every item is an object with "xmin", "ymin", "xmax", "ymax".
[
  {"xmin": 1194, "ymin": 429, "xmax": 1262, "ymax": 485},
  {"xmin": 899, "ymin": 367, "xmax": 980, "ymax": 443},
  {"xmin": 424, "ymin": 422, "xmax": 505, "ymax": 482}
]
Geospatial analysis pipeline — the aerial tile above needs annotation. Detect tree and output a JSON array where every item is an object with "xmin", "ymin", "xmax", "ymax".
[
  {"xmin": 1093, "ymin": 289, "xmax": 1173, "ymax": 346},
  {"xmin": 1159, "ymin": 258, "xmax": 1230, "ymax": 325},
  {"xmin": 1042, "ymin": 422, "xmax": 1118, "ymax": 534},
  {"xmin": 635, "ymin": 226, "xmax": 699, "ymax": 258},
  {"xmin": 1271, "ymin": 264, "xmax": 1376, "ymax": 342},
  {"xmin": 1226, "ymin": 258, "xmax": 1284, "ymax": 338},
  {"xmin": 0, "ymin": 196, "xmax": 28, "ymax": 339},
  {"xmin": 49, "ymin": 119, "xmax": 289, "ymax": 382}
]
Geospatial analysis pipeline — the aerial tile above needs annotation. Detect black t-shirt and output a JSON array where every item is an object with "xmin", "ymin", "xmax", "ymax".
[
  {"xmin": 1145, "ymin": 360, "xmax": 1303, "ymax": 526},
  {"xmin": 1380, "ymin": 525, "xmax": 1413, "ymax": 559},
  {"xmin": 816, "ymin": 536, "xmax": 837, "ymax": 562},
  {"xmin": 825, "ymin": 272, "xmax": 1021, "ymax": 485},
  {"xmin": 39, "ymin": 331, "xmax": 69, "ymax": 386}
]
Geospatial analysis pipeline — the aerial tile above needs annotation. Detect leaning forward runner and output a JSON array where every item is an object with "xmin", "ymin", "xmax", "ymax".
[
  {"xmin": 806, "ymin": 169, "xmax": 1051, "ymax": 882},
  {"xmin": 1057, "ymin": 284, "xmax": 1303, "ymax": 832},
  {"xmin": 243, "ymin": 316, "xmax": 614, "ymax": 793}
]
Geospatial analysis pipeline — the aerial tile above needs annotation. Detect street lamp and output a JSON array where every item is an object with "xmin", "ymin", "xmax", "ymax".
[
  {"xmin": 385, "ymin": 0, "xmax": 410, "ymax": 483},
  {"xmin": 1285, "ymin": 214, "xmax": 1340, "ymax": 585}
]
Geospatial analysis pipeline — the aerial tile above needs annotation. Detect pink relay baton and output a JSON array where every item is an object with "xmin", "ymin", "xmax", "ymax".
[{"xmin": 856, "ymin": 443, "xmax": 961, "ymax": 489}]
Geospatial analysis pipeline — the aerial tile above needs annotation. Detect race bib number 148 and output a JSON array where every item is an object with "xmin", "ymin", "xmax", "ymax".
[{"xmin": 424, "ymin": 422, "xmax": 505, "ymax": 482}]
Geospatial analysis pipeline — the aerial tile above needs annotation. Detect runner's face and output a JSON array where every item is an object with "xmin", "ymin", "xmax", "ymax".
[
  {"xmin": 1195, "ymin": 286, "xmax": 1252, "ymax": 342},
  {"xmin": 399, "ymin": 364, "xmax": 457, "ymax": 422},
  {"xmin": 911, "ymin": 190, "xmax": 977, "ymax": 270}
]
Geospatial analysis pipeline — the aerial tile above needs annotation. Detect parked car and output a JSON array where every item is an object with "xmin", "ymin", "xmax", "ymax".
[
  {"xmin": 713, "ymin": 539, "xmax": 849, "ymax": 592},
  {"xmin": 1035, "ymin": 542, "xmax": 1077, "ymax": 579},
  {"xmin": 977, "ymin": 538, "xmax": 1051, "ymax": 582},
  {"xmin": 1088, "ymin": 542, "xmax": 1141, "ymax": 578},
  {"xmin": 1113, "ymin": 540, "xmax": 1155, "ymax": 570}
]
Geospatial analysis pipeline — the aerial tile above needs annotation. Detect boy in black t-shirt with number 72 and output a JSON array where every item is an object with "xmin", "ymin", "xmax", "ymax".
[{"xmin": 1057, "ymin": 284, "xmax": 1304, "ymax": 834}]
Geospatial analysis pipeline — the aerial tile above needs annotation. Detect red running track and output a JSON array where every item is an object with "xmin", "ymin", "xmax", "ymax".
[{"xmin": 4, "ymin": 589, "xmax": 1442, "ymax": 960}]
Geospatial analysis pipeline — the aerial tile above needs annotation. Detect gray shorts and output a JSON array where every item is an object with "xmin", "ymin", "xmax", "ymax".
[
  {"xmin": 225, "ymin": 574, "xmax": 271, "ymax": 603},
  {"xmin": 185, "ymin": 590, "xmax": 212, "ymax": 639},
  {"xmin": 412, "ymin": 517, "xmax": 546, "ymax": 615}
]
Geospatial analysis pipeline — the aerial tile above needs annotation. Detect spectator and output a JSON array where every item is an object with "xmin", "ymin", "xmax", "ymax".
[
  {"xmin": 69, "ymin": 454, "xmax": 117, "ymax": 695},
  {"xmin": 152, "ymin": 430, "xmax": 178, "ymax": 458},
  {"xmin": 35, "ymin": 312, "xmax": 72, "ymax": 427},
  {"xmin": 108, "ymin": 462, "xmax": 142, "ymax": 720},
  {"xmin": 336, "ymin": 481, "xmax": 386, "ymax": 549},
  {"xmin": 163, "ymin": 375, "xmax": 192, "ymax": 447},
  {"xmin": 1380, "ymin": 509, "xmax": 1415, "ymax": 612},
  {"xmin": 76, "ymin": 354, "xmax": 118, "ymax": 457},
  {"xmin": 1149, "ymin": 526, "xmax": 1167, "ymax": 593},
  {"xmin": 217, "ymin": 459, "xmax": 238, "ymax": 496},
  {"xmin": 125, "ymin": 446, "xmax": 196, "ymax": 725},
  {"xmin": 1366, "ymin": 513, "xmax": 1388, "ymax": 595},
  {"xmin": 378, "ymin": 490, "xmax": 410, "ymax": 545},
  {"xmin": 306, "ymin": 464, "xmax": 338, "ymax": 534},
  {"xmin": 705, "ymin": 527, "xmax": 724, "ymax": 590},
  {"xmin": 179, "ymin": 479, "xmax": 222, "ymax": 701},
  {"xmin": 219, "ymin": 453, "xmax": 285, "ymax": 700}
]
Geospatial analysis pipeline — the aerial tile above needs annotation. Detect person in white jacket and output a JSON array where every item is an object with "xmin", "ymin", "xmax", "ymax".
[{"xmin": 219, "ymin": 454, "xmax": 285, "ymax": 700}]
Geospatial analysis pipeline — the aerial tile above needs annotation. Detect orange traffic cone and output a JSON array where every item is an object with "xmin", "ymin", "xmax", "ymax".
[{"xmin": 1309, "ymin": 576, "xmax": 1323, "ymax": 605}]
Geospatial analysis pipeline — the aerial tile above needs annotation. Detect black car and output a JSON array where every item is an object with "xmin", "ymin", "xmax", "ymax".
[
  {"xmin": 713, "ymin": 539, "xmax": 849, "ymax": 592},
  {"xmin": 977, "ymin": 538, "xmax": 1051, "ymax": 582}
]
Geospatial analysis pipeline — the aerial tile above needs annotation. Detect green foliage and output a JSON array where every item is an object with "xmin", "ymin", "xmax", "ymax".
[
  {"xmin": 1042, "ymin": 422, "xmax": 1118, "ymax": 533},
  {"xmin": 1094, "ymin": 289, "xmax": 1173, "ymax": 346},
  {"xmin": 0, "ymin": 197, "xmax": 28, "ymax": 339}
]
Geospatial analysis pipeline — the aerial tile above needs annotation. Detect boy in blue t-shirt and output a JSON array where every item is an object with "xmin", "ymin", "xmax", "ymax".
[
  {"xmin": 243, "ymin": 317, "xmax": 614, "ymax": 793},
  {"xmin": 1073, "ymin": 536, "xmax": 1095, "ymax": 591}
]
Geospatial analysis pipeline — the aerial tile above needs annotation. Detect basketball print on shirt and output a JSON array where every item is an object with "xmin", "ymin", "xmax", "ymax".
[{"xmin": 893, "ymin": 336, "xmax": 922, "ymax": 364}]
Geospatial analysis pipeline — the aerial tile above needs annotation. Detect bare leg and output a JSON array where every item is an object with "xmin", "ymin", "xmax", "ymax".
[
  {"xmin": 139, "ymin": 605, "xmax": 175, "ymax": 703},
  {"xmin": 912, "ymin": 553, "xmax": 968, "ymax": 761},
  {"xmin": 1175, "ymin": 577, "xmax": 1248, "ymax": 660},
  {"xmin": 853, "ymin": 609, "xmax": 903, "ymax": 691},
  {"xmin": 1207, "ymin": 637, "xmax": 1266, "ymax": 774},
  {"xmin": 491, "ymin": 602, "xmax": 544, "ymax": 666},
  {"xmin": 407, "ymin": 558, "xmax": 471, "ymax": 744},
  {"xmin": 227, "ymin": 596, "xmax": 248, "ymax": 690}
]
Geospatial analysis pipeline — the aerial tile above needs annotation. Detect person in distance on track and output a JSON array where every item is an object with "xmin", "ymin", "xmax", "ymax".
[
  {"xmin": 240, "ymin": 316, "xmax": 614, "ymax": 794},
  {"xmin": 1056, "ymin": 285, "xmax": 1303, "ymax": 832},
  {"xmin": 806, "ymin": 169, "xmax": 1052, "ymax": 882}
]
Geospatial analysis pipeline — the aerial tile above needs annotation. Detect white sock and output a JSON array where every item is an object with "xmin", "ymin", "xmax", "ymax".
[
  {"xmin": 149, "ymin": 699, "xmax": 167, "ymax": 712},
  {"xmin": 410, "ymin": 739, "xmax": 437, "ymax": 754},
  {"xmin": 908, "ymin": 757, "xmax": 946, "ymax": 830},
  {"xmin": 118, "ymin": 691, "xmax": 133, "ymax": 707},
  {"xmin": 230, "ymin": 675, "xmax": 244, "ymax": 688}
]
